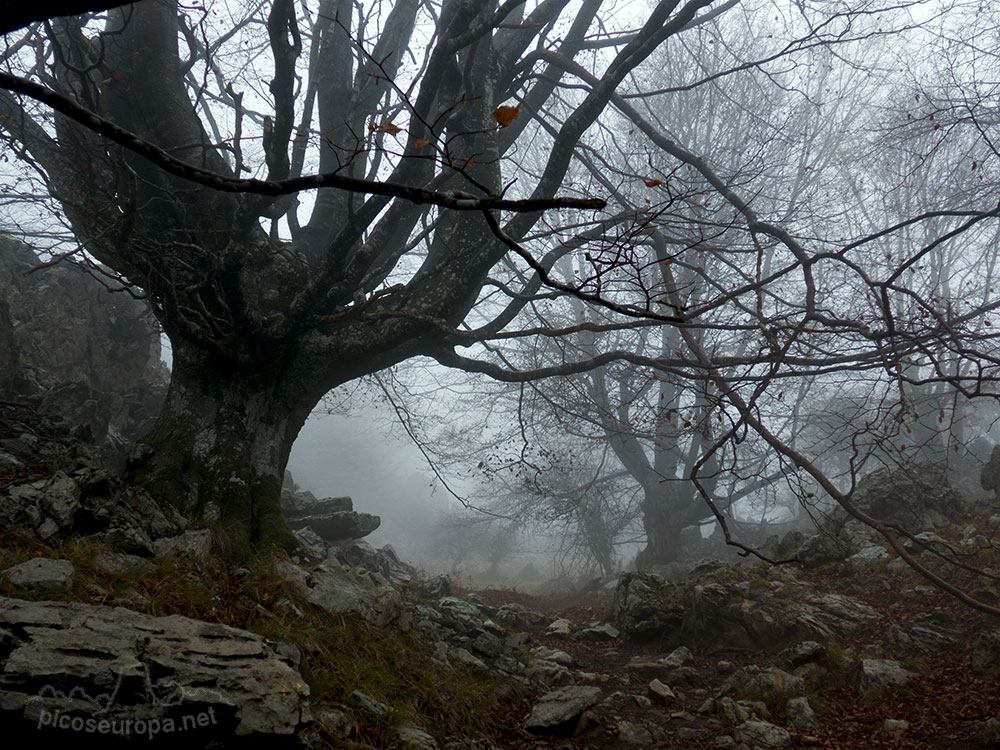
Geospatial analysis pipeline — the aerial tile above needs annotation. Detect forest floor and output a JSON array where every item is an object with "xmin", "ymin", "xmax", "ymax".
[{"xmin": 468, "ymin": 566, "xmax": 1000, "ymax": 750}]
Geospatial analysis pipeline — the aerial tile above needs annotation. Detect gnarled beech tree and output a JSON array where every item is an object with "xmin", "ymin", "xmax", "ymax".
[{"xmin": 0, "ymin": 0, "xmax": 733, "ymax": 556}]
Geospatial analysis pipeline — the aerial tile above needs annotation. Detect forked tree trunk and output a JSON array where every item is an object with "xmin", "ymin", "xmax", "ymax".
[{"xmin": 127, "ymin": 341, "xmax": 314, "ymax": 559}]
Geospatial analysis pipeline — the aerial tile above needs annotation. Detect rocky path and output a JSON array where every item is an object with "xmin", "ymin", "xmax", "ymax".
[{"xmin": 467, "ymin": 563, "xmax": 1000, "ymax": 750}]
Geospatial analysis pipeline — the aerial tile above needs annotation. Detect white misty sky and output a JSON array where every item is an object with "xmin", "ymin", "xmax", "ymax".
[{"xmin": 287, "ymin": 409, "xmax": 453, "ymax": 554}]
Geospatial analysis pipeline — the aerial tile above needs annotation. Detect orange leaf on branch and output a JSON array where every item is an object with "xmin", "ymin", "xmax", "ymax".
[
  {"xmin": 644, "ymin": 179, "xmax": 663, "ymax": 187},
  {"xmin": 369, "ymin": 122, "xmax": 403, "ymax": 135},
  {"xmin": 493, "ymin": 104, "xmax": 520, "ymax": 128}
]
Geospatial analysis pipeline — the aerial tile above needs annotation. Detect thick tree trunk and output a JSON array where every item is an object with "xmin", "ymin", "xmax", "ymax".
[
  {"xmin": 635, "ymin": 491, "xmax": 685, "ymax": 568},
  {"xmin": 127, "ymin": 342, "xmax": 314, "ymax": 559}
]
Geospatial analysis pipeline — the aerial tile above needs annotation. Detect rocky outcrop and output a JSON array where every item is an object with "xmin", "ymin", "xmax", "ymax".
[
  {"xmin": 837, "ymin": 461, "xmax": 965, "ymax": 534},
  {"xmin": 0, "ymin": 234, "xmax": 166, "ymax": 443},
  {"xmin": 614, "ymin": 569, "xmax": 879, "ymax": 652},
  {"xmin": 281, "ymin": 474, "xmax": 380, "ymax": 543},
  {"xmin": 0, "ymin": 467, "xmax": 186, "ymax": 552},
  {"xmin": 0, "ymin": 596, "xmax": 311, "ymax": 746}
]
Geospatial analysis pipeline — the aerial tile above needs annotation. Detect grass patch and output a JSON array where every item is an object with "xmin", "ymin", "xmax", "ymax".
[{"xmin": 0, "ymin": 527, "xmax": 521, "ymax": 748}]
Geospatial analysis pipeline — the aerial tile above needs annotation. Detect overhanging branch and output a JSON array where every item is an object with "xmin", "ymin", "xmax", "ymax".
[{"xmin": 0, "ymin": 71, "xmax": 606, "ymax": 213}]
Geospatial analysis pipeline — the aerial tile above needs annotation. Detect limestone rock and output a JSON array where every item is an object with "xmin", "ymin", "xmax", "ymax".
[
  {"xmin": 855, "ymin": 659, "xmax": 916, "ymax": 691},
  {"xmin": 786, "ymin": 696, "xmax": 819, "ymax": 728},
  {"xmin": 525, "ymin": 685, "xmax": 602, "ymax": 734},
  {"xmin": 615, "ymin": 568, "xmax": 878, "ymax": 651},
  {"xmin": 777, "ymin": 640, "xmax": 825, "ymax": 668},
  {"xmin": 616, "ymin": 720, "xmax": 654, "ymax": 745},
  {"xmin": 574, "ymin": 622, "xmax": 619, "ymax": 641},
  {"xmin": 841, "ymin": 545, "xmax": 889, "ymax": 574},
  {"xmin": 0, "ymin": 596, "xmax": 310, "ymax": 741},
  {"xmin": 798, "ymin": 532, "xmax": 850, "ymax": 568},
  {"xmin": 302, "ymin": 560, "xmax": 401, "ymax": 626},
  {"xmin": 349, "ymin": 690, "xmax": 389, "ymax": 718},
  {"xmin": 531, "ymin": 646, "xmax": 574, "ymax": 667},
  {"xmin": 396, "ymin": 723, "xmax": 439, "ymax": 750},
  {"xmin": 843, "ymin": 462, "xmax": 965, "ymax": 534},
  {"xmin": 495, "ymin": 602, "xmax": 546, "ymax": 628},
  {"xmin": 722, "ymin": 666, "xmax": 804, "ymax": 697},
  {"xmin": 152, "ymin": 529, "xmax": 213, "ymax": 558},
  {"xmin": 660, "ymin": 646, "xmax": 694, "ymax": 668},
  {"xmin": 2, "ymin": 558, "xmax": 75, "ymax": 591},
  {"xmin": 884, "ymin": 611, "xmax": 960, "ymax": 655},
  {"xmin": 734, "ymin": 719, "xmax": 791, "ymax": 748},
  {"xmin": 613, "ymin": 572, "xmax": 686, "ymax": 637},
  {"xmin": 545, "ymin": 618, "xmax": 574, "ymax": 638},
  {"xmin": 647, "ymin": 679, "xmax": 678, "ymax": 705},
  {"xmin": 334, "ymin": 540, "xmax": 413, "ymax": 584},
  {"xmin": 280, "ymin": 491, "xmax": 380, "ymax": 542}
]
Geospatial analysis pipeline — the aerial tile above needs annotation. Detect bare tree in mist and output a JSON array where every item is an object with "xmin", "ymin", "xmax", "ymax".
[{"xmin": 369, "ymin": 1, "xmax": 1000, "ymax": 613}]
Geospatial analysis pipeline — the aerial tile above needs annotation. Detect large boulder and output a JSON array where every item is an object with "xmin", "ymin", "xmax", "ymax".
[
  {"xmin": 273, "ymin": 558, "xmax": 403, "ymax": 627},
  {"xmin": 613, "ymin": 572, "xmax": 687, "ymax": 637},
  {"xmin": 525, "ymin": 686, "xmax": 602, "ymax": 734},
  {"xmin": 0, "ymin": 234, "xmax": 166, "ymax": 443},
  {"xmin": 0, "ymin": 596, "xmax": 311, "ymax": 746},
  {"xmin": 840, "ymin": 462, "xmax": 964, "ymax": 534}
]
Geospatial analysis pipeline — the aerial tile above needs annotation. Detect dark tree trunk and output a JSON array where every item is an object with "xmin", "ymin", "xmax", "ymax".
[
  {"xmin": 127, "ymin": 341, "xmax": 314, "ymax": 559},
  {"xmin": 635, "ymin": 490, "xmax": 686, "ymax": 568}
]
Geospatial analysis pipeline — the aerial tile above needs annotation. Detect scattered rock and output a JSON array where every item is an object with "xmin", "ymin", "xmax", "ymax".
[
  {"xmin": 349, "ymin": 690, "xmax": 390, "ymax": 718},
  {"xmin": 884, "ymin": 611, "xmax": 960, "ymax": 655},
  {"xmin": 616, "ymin": 720, "xmax": 654, "ymax": 745},
  {"xmin": 525, "ymin": 685, "xmax": 603, "ymax": 735},
  {"xmin": 786, "ymin": 696, "xmax": 819, "ymax": 728},
  {"xmin": 841, "ymin": 545, "xmax": 889, "ymax": 574},
  {"xmin": 884, "ymin": 718, "xmax": 910, "ymax": 732},
  {"xmin": 734, "ymin": 719, "xmax": 791, "ymax": 748},
  {"xmin": 647, "ymin": 679, "xmax": 678, "ymax": 705},
  {"xmin": 531, "ymin": 646, "xmax": 574, "ymax": 667},
  {"xmin": 798, "ymin": 532, "xmax": 850, "ymax": 568},
  {"xmin": 660, "ymin": 646, "xmax": 694, "ymax": 668},
  {"xmin": 777, "ymin": 640, "xmax": 825, "ymax": 668},
  {"xmin": 722, "ymin": 666, "xmax": 804, "ymax": 697},
  {"xmin": 574, "ymin": 622, "xmax": 619, "ymax": 641},
  {"xmin": 2, "ymin": 558, "xmax": 75, "ymax": 590},
  {"xmin": 395, "ymin": 723, "xmax": 439, "ymax": 750},
  {"xmin": 317, "ymin": 710, "xmax": 355, "ymax": 740},
  {"xmin": 855, "ymin": 659, "xmax": 917, "ymax": 691},
  {"xmin": 613, "ymin": 572, "xmax": 686, "ymax": 637},
  {"xmin": 495, "ymin": 602, "xmax": 545, "ymax": 628},
  {"xmin": 152, "ymin": 528, "xmax": 213, "ymax": 558},
  {"xmin": 545, "ymin": 618, "xmax": 574, "ymax": 638}
]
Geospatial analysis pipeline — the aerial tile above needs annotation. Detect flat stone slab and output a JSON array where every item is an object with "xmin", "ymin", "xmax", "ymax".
[
  {"xmin": 0, "ymin": 596, "xmax": 311, "ymax": 742},
  {"xmin": 2, "ymin": 558, "xmax": 75, "ymax": 591},
  {"xmin": 525, "ymin": 685, "xmax": 602, "ymax": 733}
]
